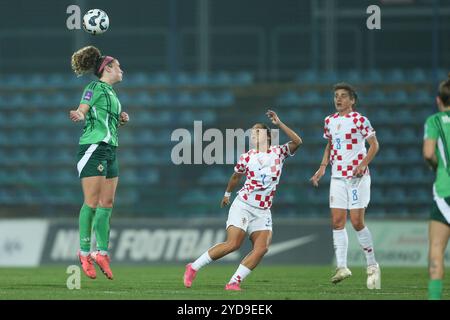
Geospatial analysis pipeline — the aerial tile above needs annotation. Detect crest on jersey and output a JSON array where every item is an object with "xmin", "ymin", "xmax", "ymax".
[{"xmin": 97, "ymin": 164, "xmax": 104, "ymax": 172}]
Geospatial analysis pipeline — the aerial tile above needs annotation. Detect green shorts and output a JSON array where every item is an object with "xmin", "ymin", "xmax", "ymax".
[
  {"xmin": 430, "ymin": 196, "xmax": 450, "ymax": 227},
  {"xmin": 76, "ymin": 142, "xmax": 119, "ymax": 179}
]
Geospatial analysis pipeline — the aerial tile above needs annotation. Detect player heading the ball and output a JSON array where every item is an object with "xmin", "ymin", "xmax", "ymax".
[{"xmin": 70, "ymin": 45, "xmax": 129, "ymax": 280}]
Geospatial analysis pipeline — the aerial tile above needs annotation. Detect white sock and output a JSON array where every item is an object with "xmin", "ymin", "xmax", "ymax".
[
  {"xmin": 333, "ymin": 229, "xmax": 348, "ymax": 268},
  {"xmin": 356, "ymin": 226, "xmax": 377, "ymax": 266},
  {"xmin": 80, "ymin": 250, "xmax": 90, "ymax": 257},
  {"xmin": 191, "ymin": 251, "xmax": 213, "ymax": 271},
  {"xmin": 229, "ymin": 264, "xmax": 251, "ymax": 284}
]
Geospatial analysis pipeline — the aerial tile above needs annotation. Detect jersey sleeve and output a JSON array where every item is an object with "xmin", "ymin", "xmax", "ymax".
[
  {"xmin": 271, "ymin": 143, "xmax": 294, "ymax": 162},
  {"xmin": 234, "ymin": 153, "xmax": 249, "ymax": 174},
  {"xmin": 424, "ymin": 115, "xmax": 439, "ymax": 140},
  {"xmin": 354, "ymin": 115, "xmax": 375, "ymax": 139},
  {"xmin": 79, "ymin": 84, "xmax": 100, "ymax": 107},
  {"xmin": 281, "ymin": 142, "xmax": 295, "ymax": 159},
  {"xmin": 323, "ymin": 117, "xmax": 331, "ymax": 140}
]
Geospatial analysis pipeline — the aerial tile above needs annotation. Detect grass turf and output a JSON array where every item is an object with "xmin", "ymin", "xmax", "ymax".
[{"xmin": 0, "ymin": 265, "xmax": 447, "ymax": 300}]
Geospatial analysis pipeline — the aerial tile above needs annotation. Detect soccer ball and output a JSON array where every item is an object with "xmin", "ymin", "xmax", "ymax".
[{"xmin": 82, "ymin": 9, "xmax": 109, "ymax": 35}]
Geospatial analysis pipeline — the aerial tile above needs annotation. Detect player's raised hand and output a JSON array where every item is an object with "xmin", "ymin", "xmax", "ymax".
[
  {"xmin": 221, "ymin": 196, "xmax": 231, "ymax": 208},
  {"xmin": 310, "ymin": 166, "xmax": 326, "ymax": 187},
  {"xmin": 119, "ymin": 111, "xmax": 129, "ymax": 125},
  {"xmin": 69, "ymin": 109, "xmax": 85, "ymax": 122},
  {"xmin": 266, "ymin": 109, "xmax": 281, "ymax": 126}
]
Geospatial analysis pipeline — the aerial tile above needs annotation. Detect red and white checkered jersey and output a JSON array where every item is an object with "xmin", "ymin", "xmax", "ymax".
[
  {"xmin": 234, "ymin": 143, "xmax": 294, "ymax": 209},
  {"xmin": 323, "ymin": 112, "xmax": 375, "ymax": 178}
]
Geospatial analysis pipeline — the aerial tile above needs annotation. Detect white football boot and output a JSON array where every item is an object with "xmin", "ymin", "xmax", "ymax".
[
  {"xmin": 366, "ymin": 263, "xmax": 381, "ymax": 289},
  {"xmin": 331, "ymin": 267, "xmax": 352, "ymax": 284}
]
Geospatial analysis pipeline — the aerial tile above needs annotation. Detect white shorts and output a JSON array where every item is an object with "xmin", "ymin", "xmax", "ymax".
[
  {"xmin": 226, "ymin": 197, "xmax": 272, "ymax": 235},
  {"xmin": 329, "ymin": 175, "xmax": 371, "ymax": 210}
]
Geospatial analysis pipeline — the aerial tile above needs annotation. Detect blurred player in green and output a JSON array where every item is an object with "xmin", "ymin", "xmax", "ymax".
[
  {"xmin": 69, "ymin": 46, "xmax": 129, "ymax": 280},
  {"xmin": 423, "ymin": 73, "xmax": 450, "ymax": 300}
]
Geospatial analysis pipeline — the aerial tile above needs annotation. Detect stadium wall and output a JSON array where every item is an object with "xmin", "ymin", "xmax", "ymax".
[{"xmin": 0, "ymin": 218, "xmax": 448, "ymax": 267}]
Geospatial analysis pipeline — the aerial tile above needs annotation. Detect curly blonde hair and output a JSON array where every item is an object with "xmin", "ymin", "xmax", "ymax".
[{"xmin": 71, "ymin": 46, "xmax": 102, "ymax": 76}]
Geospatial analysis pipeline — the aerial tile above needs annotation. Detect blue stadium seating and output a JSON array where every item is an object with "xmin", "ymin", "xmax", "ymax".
[
  {"xmin": 364, "ymin": 69, "xmax": 383, "ymax": 83},
  {"xmin": 342, "ymin": 69, "xmax": 362, "ymax": 83},
  {"xmin": 0, "ymin": 69, "xmax": 435, "ymax": 217},
  {"xmin": 408, "ymin": 69, "xmax": 427, "ymax": 84},
  {"xmin": 295, "ymin": 70, "xmax": 319, "ymax": 84},
  {"xmin": 276, "ymin": 91, "xmax": 301, "ymax": 107}
]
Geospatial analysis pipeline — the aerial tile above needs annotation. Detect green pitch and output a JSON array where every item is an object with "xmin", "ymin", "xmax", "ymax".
[{"xmin": 0, "ymin": 265, "xmax": 447, "ymax": 300}]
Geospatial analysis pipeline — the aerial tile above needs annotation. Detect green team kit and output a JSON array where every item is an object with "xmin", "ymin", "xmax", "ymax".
[
  {"xmin": 424, "ymin": 111, "xmax": 450, "ymax": 225},
  {"xmin": 76, "ymin": 80, "xmax": 122, "ymax": 179}
]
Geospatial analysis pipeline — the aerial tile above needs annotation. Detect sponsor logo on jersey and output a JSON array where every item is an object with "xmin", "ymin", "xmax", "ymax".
[{"xmin": 442, "ymin": 115, "xmax": 450, "ymax": 124}]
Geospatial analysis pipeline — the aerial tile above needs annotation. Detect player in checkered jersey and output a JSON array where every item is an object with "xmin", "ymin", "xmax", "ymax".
[
  {"xmin": 310, "ymin": 83, "xmax": 381, "ymax": 289},
  {"xmin": 184, "ymin": 110, "xmax": 302, "ymax": 291}
]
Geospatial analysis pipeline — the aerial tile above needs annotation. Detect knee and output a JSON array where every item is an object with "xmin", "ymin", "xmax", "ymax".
[
  {"xmin": 254, "ymin": 245, "xmax": 269, "ymax": 257},
  {"xmin": 84, "ymin": 194, "xmax": 100, "ymax": 209},
  {"xmin": 98, "ymin": 198, "xmax": 114, "ymax": 208},
  {"xmin": 351, "ymin": 220, "xmax": 365, "ymax": 231},
  {"xmin": 332, "ymin": 218, "xmax": 346, "ymax": 229},
  {"xmin": 429, "ymin": 245, "xmax": 444, "ymax": 260},
  {"xmin": 85, "ymin": 198, "xmax": 99, "ymax": 209}
]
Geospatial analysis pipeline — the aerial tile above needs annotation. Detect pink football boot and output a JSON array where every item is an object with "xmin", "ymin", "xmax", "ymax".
[
  {"xmin": 225, "ymin": 282, "xmax": 242, "ymax": 291},
  {"xmin": 77, "ymin": 251, "xmax": 96, "ymax": 279},
  {"xmin": 91, "ymin": 251, "xmax": 114, "ymax": 280},
  {"xmin": 183, "ymin": 263, "xmax": 197, "ymax": 288}
]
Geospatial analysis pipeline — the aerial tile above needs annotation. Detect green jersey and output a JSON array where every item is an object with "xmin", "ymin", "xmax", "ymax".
[
  {"xmin": 79, "ymin": 80, "xmax": 122, "ymax": 147},
  {"xmin": 424, "ymin": 111, "xmax": 450, "ymax": 198}
]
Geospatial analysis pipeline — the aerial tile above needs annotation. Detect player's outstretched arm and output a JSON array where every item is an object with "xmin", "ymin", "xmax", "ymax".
[
  {"xmin": 69, "ymin": 104, "xmax": 90, "ymax": 122},
  {"xmin": 353, "ymin": 135, "xmax": 380, "ymax": 177},
  {"xmin": 310, "ymin": 140, "xmax": 330, "ymax": 187},
  {"xmin": 221, "ymin": 172, "xmax": 244, "ymax": 207},
  {"xmin": 423, "ymin": 138, "xmax": 438, "ymax": 171},
  {"xmin": 266, "ymin": 109, "xmax": 302, "ymax": 154}
]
